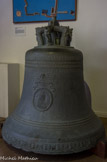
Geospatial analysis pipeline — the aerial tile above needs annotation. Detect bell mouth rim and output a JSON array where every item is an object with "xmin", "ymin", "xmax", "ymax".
[{"xmin": 2, "ymin": 123, "xmax": 105, "ymax": 155}]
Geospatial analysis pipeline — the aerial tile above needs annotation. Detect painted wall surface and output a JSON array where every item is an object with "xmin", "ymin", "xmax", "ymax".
[{"xmin": 0, "ymin": 0, "xmax": 107, "ymax": 116}]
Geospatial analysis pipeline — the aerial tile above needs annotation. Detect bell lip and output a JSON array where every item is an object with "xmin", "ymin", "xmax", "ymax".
[
  {"xmin": 2, "ymin": 125, "xmax": 105, "ymax": 155},
  {"xmin": 2, "ymin": 113, "xmax": 106, "ymax": 155}
]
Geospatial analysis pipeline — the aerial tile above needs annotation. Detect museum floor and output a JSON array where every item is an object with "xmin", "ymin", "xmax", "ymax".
[{"xmin": 0, "ymin": 117, "xmax": 107, "ymax": 162}]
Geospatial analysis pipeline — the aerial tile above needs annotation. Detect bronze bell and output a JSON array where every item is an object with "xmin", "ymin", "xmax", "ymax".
[{"xmin": 2, "ymin": 17, "xmax": 105, "ymax": 155}]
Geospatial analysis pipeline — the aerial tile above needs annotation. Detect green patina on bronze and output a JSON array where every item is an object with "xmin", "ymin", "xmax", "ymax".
[{"xmin": 2, "ymin": 17, "xmax": 105, "ymax": 155}]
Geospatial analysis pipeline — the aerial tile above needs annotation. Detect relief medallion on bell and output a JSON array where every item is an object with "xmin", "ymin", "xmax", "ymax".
[{"xmin": 33, "ymin": 73, "xmax": 56, "ymax": 111}]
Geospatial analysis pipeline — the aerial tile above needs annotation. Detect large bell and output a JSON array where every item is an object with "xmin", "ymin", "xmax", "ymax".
[{"xmin": 2, "ymin": 18, "xmax": 105, "ymax": 155}]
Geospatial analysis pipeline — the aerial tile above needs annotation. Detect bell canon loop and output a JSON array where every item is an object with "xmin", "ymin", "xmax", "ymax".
[{"xmin": 2, "ymin": 17, "xmax": 105, "ymax": 154}]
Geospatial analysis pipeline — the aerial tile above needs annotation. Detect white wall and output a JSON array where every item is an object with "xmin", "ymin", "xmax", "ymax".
[{"xmin": 0, "ymin": 0, "xmax": 107, "ymax": 117}]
